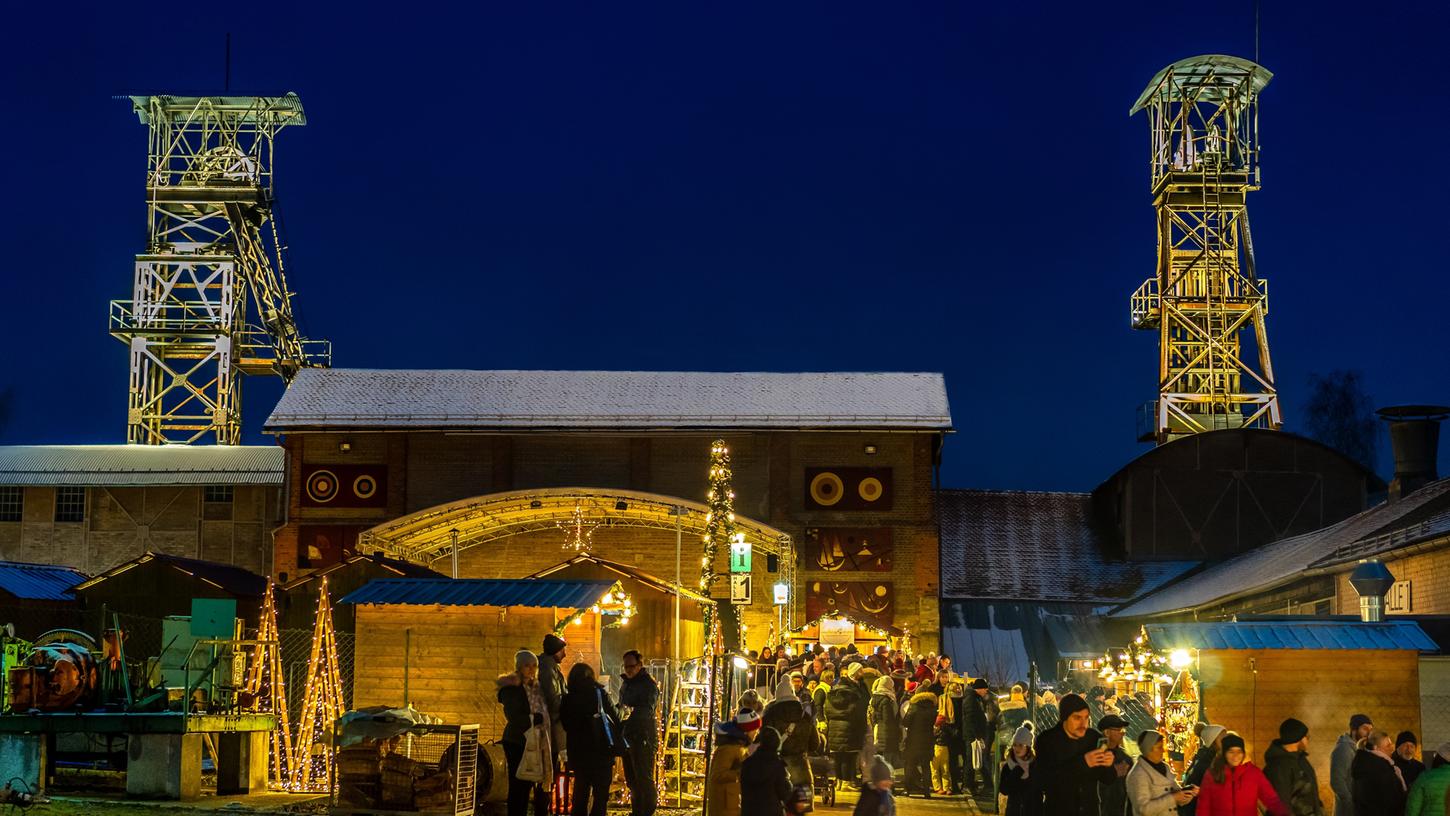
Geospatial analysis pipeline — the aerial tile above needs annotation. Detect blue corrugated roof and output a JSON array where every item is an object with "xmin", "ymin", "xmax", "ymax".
[
  {"xmin": 339, "ymin": 578, "xmax": 615, "ymax": 609},
  {"xmin": 0, "ymin": 561, "xmax": 87, "ymax": 601},
  {"xmin": 1145, "ymin": 621, "xmax": 1437, "ymax": 652}
]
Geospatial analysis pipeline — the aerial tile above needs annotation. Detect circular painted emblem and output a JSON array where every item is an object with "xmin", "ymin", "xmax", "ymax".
[
  {"xmin": 858, "ymin": 477, "xmax": 884, "ymax": 503},
  {"xmin": 353, "ymin": 474, "xmax": 378, "ymax": 500},
  {"xmin": 306, "ymin": 469, "xmax": 339, "ymax": 503},
  {"xmin": 809, "ymin": 472, "xmax": 844, "ymax": 506}
]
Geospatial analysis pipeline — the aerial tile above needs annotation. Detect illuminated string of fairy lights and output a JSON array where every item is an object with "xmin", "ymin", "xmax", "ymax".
[{"xmin": 290, "ymin": 577, "xmax": 345, "ymax": 792}]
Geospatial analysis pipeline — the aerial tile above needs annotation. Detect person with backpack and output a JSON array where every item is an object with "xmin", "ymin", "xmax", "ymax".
[{"xmin": 741, "ymin": 726, "xmax": 793, "ymax": 816}]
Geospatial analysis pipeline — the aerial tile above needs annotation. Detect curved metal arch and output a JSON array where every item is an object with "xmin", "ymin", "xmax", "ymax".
[{"xmin": 358, "ymin": 486, "xmax": 794, "ymax": 566}]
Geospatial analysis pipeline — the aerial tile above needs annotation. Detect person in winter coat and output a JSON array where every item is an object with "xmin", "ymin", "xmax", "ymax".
[
  {"xmin": 1126, "ymin": 730, "xmax": 1195, "ymax": 816},
  {"xmin": 538, "ymin": 634, "xmax": 569, "ymax": 754},
  {"xmin": 1196, "ymin": 732, "xmax": 1288, "ymax": 816},
  {"xmin": 1262, "ymin": 718, "xmax": 1324, "ymax": 816},
  {"xmin": 705, "ymin": 711, "xmax": 760, "ymax": 816},
  {"xmin": 1333, "ymin": 714, "xmax": 1376, "ymax": 816},
  {"xmin": 1182, "ymin": 723, "xmax": 1227, "ymax": 816},
  {"xmin": 854, "ymin": 754, "xmax": 897, "ymax": 816},
  {"xmin": 764, "ymin": 691, "xmax": 820, "ymax": 789},
  {"xmin": 962, "ymin": 678, "xmax": 992, "ymax": 793},
  {"xmin": 812, "ymin": 670, "xmax": 834, "ymax": 723},
  {"xmin": 931, "ymin": 713, "xmax": 954, "ymax": 794},
  {"xmin": 868, "ymin": 676, "xmax": 902, "ymax": 766},
  {"xmin": 826, "ymin": 665, "xmax": 868, "ymax": 788},
  {"xmin": 1350, "ymin": 730, "xmax": 1408, "ymax": 816},
  {"xmin": 557, "ymin": 662, "xmax": 619, "ymax": 816},
  {"xmin": 1099, "ymin": 715, "xmax": 1133, "ymax": 816},
  {"xmin": 741, "ymin": 726, "xmax": 793, "ymax": 816},
  {"xmin": 1404, "ymin": 742, "xmax": 1450, "ymax": 816},
  {"xmin": 617, "ymin": 650, "xmax": 659, "ymax": 816},
  {"xmin": 900, "ymin": 690, "xmax": 938, "ymax": 797},
  {"xmin": 1034, "ymin": 693, "xmax": 1118, "ymax": 816},
  {"xmin": 999, "ymin": 722, "xmax": 1041, "ymax": 816},
  {"xmin": 1394, "ymin": 732, "xmax": 1425, "ymax": 789},
  {"xmin": 496, "ymin": 649, "xmax": 552, "ymax": 816}
]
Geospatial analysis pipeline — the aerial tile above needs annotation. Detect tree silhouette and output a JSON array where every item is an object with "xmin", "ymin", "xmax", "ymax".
[{"xmin": 1302, "ymin": 370, "xmax": 1377, "ymax": 473}]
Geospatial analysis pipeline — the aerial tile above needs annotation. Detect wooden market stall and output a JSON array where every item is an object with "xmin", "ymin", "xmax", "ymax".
[
  {"xmin": 1132, "ymin": 619, "xmax": 1435, "ymax": 807},
  {"xmin": 787, "ymin": 612, "xmax": 905, "ymax": 653}
]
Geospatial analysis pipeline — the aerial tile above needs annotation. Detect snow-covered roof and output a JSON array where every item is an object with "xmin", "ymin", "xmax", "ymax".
[
  {"xmin": 1112, "ymin": 478, "xmax": 1450, "ymax": 618},
  {"xmin": 938, "ymin": 489, "xmax": 1198, "ymax": 604},
  {"xmin": 0, "ymin": 445, "xmax": 284, "ymax": 486},
  {"xmin": 264, "ymin": 369, "xmax": 953, "ymax": 432}
]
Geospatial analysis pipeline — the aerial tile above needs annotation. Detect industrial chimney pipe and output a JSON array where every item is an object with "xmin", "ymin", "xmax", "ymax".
[
  {"xmin": 1377, "ymin": 405, "xmax": 1449, "ymax": 501},
  {"xmin": 1349, "ymin": 558, "xmax": 1395, "ymax": 622}
]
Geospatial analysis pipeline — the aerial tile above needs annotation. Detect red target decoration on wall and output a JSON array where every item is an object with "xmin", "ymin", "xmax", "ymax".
[
  {"xmin": 804, "ymin": 468, "xmax": 892, "ymax": 511},
  {"xmin": 301, "ymin": 465, "xmax": 388, "ymax": 508}
]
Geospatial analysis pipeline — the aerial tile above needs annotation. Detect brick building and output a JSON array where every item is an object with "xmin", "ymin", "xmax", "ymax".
[
  {"xmin": 0, "ymin": 445, "xmax": 284, "ymax": 576},
  {"xmin": 263, "ymin": 368, "xmax": 951, "ymax": 652}
]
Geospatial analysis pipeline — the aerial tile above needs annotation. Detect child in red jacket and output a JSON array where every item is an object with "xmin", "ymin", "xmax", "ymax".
[{"xmin": 1196, "ymin": 732, "xmax": 1288, "ymax": 816}]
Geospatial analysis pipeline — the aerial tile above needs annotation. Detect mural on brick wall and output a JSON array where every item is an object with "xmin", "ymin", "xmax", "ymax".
[
  {"xmin": 804, "ymin": 467, "xmax": 893, "ymax": 510},
  {"xmin": 806, "ymin": 580, "xmax": 894, "ymax": 624},
  {"xmin": 807, "ymin": 528, "xmax": 893, "ymax": 571},
  {"xmin": 302, "ymin": 465, "xmax": 388, "ymax": 508},
  {"xmin": 297, "ymin": 525, "xmax": 368, "ymax": 569}
]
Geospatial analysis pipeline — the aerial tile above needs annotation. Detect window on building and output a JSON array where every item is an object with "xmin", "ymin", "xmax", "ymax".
[
  {"xmin": 54, "ymin": 486, "xmax": 86, "ymax": 523},
  {"xmin": 204, "ymin": 485, "xmax": 234, "ymax": 504},
  {"xmin": 0, "ymin": 487, "xmax": 21, "ymax": 522}
]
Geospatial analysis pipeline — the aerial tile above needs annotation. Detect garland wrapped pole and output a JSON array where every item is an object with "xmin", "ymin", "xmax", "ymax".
[
  {"xmin": 243, "ymin": 582, "xmax": 293, "ymax": 785},
  {"xmin": 291, "ymin": 577, "xmax": 345, "ymax": 792},
  {"xmin": 701, "ymin": 440, "xmax": 738, "ymax": 653}
]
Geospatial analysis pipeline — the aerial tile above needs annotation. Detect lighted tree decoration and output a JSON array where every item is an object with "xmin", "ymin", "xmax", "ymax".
[
  {"xmin": 701, "ymin": 439, "xmax": 737, "ymax": 652},
  {"xmin": 291, "ymin": 578, "xmax": 346, "ymax": 792},
  {"xmin": 243, "ymin": 582, "xmax": 293, "ymax": 785}
]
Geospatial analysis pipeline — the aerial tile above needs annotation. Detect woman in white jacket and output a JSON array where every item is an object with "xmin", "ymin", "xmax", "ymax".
[{"xmin": 1127, "ymin": 730, "xmax": 1198, "ymax": 816}]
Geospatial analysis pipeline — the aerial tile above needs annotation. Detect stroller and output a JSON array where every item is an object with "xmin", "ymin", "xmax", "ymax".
[{"xmin": 808, "ymin": 755, "xmax": 835, "ymax": 807}]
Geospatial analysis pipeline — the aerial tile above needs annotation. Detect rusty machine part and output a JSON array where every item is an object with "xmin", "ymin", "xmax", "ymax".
[{"xmin": 7, "ymin": 642, "xmax": 99, "ymax": 712}]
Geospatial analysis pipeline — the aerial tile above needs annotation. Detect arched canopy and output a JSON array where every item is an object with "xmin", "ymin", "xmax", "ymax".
[
  {"xmin": 1130, "ymin": 54, "xmax": 1272, "ymax": 115},
  {"xmin": 359, "ymin": 487, "xmax": 794, "ymax": 567}
]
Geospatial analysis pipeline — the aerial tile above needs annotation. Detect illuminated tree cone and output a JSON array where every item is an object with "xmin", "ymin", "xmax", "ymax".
[
  {"xmin": 291, "ymin": 578, "xmax": 345, "ymax": 792},
  {"xmin": 701, "ymin": 440, "xmax": 738, "ymax": 653},
  {"xmin": 243, "ymin": 582, "xmax": 294, "ymax": 785}
]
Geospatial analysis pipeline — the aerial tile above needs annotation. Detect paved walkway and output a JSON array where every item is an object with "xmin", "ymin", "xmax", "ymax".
[{"xmin": 816, "ymin": 787, "xmax": 987, "ymax": 814}]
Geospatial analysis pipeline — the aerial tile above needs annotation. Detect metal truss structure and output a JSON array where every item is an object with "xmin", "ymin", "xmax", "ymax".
[
  {"xmin": 1129, "ymin": 56, "xmax": 1281, "ymax": 443},
  {"xmin": 110, "ymin": 95, "xmax": 329, "ymax": 445}
]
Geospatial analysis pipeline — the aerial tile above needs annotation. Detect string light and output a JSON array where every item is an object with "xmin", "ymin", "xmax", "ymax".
[
  {"xmin": 701, "ymin": 440, "xmax": 738, "ymax": 654},
  {"xmin": 557, "ymin": 501, "xmax": 600, "ymax": 552},
  {"xmin": 290, "ymin": 578, "xmax": 345, "ymax": 792},
  {"xmin": 242, "ymin": 582, "xmax": 293, "ymax": 786}
]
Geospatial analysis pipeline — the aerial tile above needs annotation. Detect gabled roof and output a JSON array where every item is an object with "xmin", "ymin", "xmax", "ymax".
[
  {"xmin": 340, "ymin": 578, "xmax": 615, "ymax": 609},
  {"xmin": 0, "ymin": 561, "xmax": 87, "ymax": 601},
  {"xmin": 1113, "ymin": 479, "xmax": 1450, "ymax": 618},
  {"xmin": 527, "ymin": 554, "xmax": 710, "ymax": 603},
  {"xmin": 938, "ymin": 489, "xmax": 1198, "ymax": 604},
  {"xmin": 1146, "ymin": 620, "xmax": 1436, "ymax": 652},
  {"xmin": 279, "ymin": 553, "xmax": 443, "ymax": 591},
  {"xmin": 0, "ymin": 445, "xmax": 284, "ymax": 486},
  {"xmin": 264, "ymin": 369, "xmax": 952, "ymax": 432},
  {"xmin": 73, "ymin": 552, "xmax": 268, "ymax": 597}
]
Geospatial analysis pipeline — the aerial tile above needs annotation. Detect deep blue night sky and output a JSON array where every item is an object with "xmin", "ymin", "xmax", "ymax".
[{"xmin": 1, "ymin": 3, "xmax": 1446, "ymax": 491}]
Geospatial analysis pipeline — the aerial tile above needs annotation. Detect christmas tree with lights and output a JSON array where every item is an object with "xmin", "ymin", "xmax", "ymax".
[
  {"xmin": 291, "ymin": 578, "xmax": 345, "ymax": 792},
  {"xmin": 701, "ymin": 440, "xmax": 738, "ymax": 652},
  {"xmin": 243, "ymin": 582, "xmax": 293, "ymax": 785}
]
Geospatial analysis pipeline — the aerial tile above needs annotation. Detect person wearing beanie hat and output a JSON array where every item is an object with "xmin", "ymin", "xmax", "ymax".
[
  {"xmin": 1332, "ymin": 714, "xmax": 1374, "ymax": 816},
  {"xmin": 1395, "ymin": 730, "xmax": 1425, "ymax": 788},
  {"xmin": 1033, "ymin": 693, "xmax": 1117, "ymax": 815},
  {"xmin": 707, "ymin": 718, "xmax": 753, "ymax": 816},
  {"xmin": 1407, "ymin": 742, "xmax": 1450, "ymax": 816},
  {"xmin": 1127, "ymin": 730, "xmax": 1195, "ymax": 816},
  {"xmin": 999, "ymin": 722, "xmax": 1039, "ymax": 816},
  {"xmin": 1183, "ymin": 723, "xmax": 1227, "ymax": 816},
  {"xmin": 1264, "ymin": 718, "xmax": 1323, "ymax": 816},
  {"xmin": 1097, "ymin": 714, "xmax": 1133, "ymax": 816},
  {"xmin": 961, "ymin": 677, "xmax": 991, "ymax": 794},
  {"xmin": 852, "ymin": 754, "xmax": 896, "ymax": 816},
  {"xmin": 1196, "ymin": 731, "xmax": 1288, "ymax": 816},
  {"xmin": 537, "ymin": 634, "xmax": 568, "ymax": 757},
  {"xmin": 496, "ymin": 649, "xmax": 552, "ymax": 816}
]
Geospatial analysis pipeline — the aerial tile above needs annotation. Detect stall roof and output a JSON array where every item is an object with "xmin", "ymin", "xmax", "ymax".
[
  {"xmin": 1145, "ymin": 621, "xmax": 1437, "ymax": 652},
  {"xmin": 528, "ymin": 554, "xmax": 711, "ymax": 603},
  {"xmin": 265, "ymin": 369, "xmax": 953, "ymax": 432},
  {"xmin": 340, "ymin": 578, "xmax": 615, "ymax": 609},
  {"xmin": 280, "ymin": 553, "xmax": 443, "ymax": 591},
  {"xmin": 0, "ymin": 561, "xmax": 87, "ymax": 601},
  {"xmin": 0, "ymin": 445, "xmax": 284, "ymax": 486},
  {"xmin": 72, "ymin": 552, "xmax": 267, "ymax": 597}
]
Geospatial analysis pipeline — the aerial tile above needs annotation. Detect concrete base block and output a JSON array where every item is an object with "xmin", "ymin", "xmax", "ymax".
[
  {"xmin": 127, "ymin": 733, "xmax": 201, "ymax": 800},
  {"xmin": 216, "ymin": 731, "xmax": 268, "ymax": 794},
  {"xmin": 0, "ymin": 734, "xmax": 45, "ymax": 794}
]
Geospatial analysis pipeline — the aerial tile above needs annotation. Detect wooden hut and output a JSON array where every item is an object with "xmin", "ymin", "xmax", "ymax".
[
  {"xmin": 340, "ymin": 578, "xmax": 614, "ymax": 741},
  {"xmin": 1141, "ymin": 620, "xmax": 1435, "ymax": 808},
  {"xmin": 529, "ymin": 554, "xmax": 708, "ymax": 674},
  {"xmin": 279, "ymin": 552, "xmax": 443, "ymax": 632}
]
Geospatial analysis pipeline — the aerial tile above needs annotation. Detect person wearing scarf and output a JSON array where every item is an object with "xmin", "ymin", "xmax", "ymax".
[
  {"xmin": 868, "ymin": 675, "xmax": 901, "ymax": 767},
  {"xmin": 1127, "ymin": 730, "xmax": 1195, "ymax": 816},
  {"xmin": 999, "ymin": 722, "xmax": 1040, "ymax": 816},
  {"xmin": 1351, "ymin": 730, "xmax": 1407, "ymax": 816}
]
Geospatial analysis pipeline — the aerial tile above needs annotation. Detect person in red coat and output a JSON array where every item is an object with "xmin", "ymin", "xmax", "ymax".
[{"xmin": 1197, "ymin": 732, "xmax": 1289, "ymax": 816}]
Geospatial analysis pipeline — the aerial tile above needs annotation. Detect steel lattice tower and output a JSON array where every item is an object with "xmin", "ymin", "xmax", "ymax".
[
  {"xmin": 110, "ymin": 94, "xmax": 329, "ymax": 445},
  {"xmin": 1129, "ymin": 56, "xmax": 1281, "ymax": 444}
]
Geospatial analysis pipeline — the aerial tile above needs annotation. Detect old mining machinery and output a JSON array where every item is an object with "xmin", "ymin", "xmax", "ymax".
[
  {"xmin": 1128, "ymin": 56, "xmax": 1281, "ymax": 443},
  {"xmin": 109, "ymin": 94, "xmax": 329, "ymax": 445}
]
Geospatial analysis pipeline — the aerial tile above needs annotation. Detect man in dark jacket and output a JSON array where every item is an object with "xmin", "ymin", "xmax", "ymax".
[
  {"xmin": 1034, "ymin": 693, "xmax": 1116, "ymax": 815},
  {"xmin": 1097, "ymin": 714, "xmax": 1132, "ymax": 816},
  {"xmin": 826, "ymin": 667, "xmax": 868, "ymax": 789},
  {"xmin": 1263, "ymin": 718, "xmax": 1324, "ymax": 816},
  {"xmin": 1395, "ymin": 731, "xmax": 1426, "ymax": 789},
  {"xmin": 617, "ymin": 650, "xmax": 659, "ymax": 816},
  {"xmin": 962, "ymin": 678, "xmax": 991, "ymax": 794},
  {"xmin": 741, "ymin": 726, "xmax": 793, "ymax": 816},
  {"xmin": 538, "ymin": 634, "xmax": 568, "ymax": 753}
]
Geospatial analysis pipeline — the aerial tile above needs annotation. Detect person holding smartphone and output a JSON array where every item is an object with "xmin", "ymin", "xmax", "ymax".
[
  {"xmin": 1034, "ymin": 693, "xmax": 1118, "ymax": 815},
  {"xmin": 1127, "ymin": 730, "xmax": 1196, "ymax": 816}
]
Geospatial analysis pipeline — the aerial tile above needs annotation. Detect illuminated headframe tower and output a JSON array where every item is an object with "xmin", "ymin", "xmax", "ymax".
[
  {"xmin": 110, "ymin": 95, "xmax": 329, "ymax": 444},
  {"xmin": 1129, "ymin": 56, "xmax": 1281, "ymax": 443}
]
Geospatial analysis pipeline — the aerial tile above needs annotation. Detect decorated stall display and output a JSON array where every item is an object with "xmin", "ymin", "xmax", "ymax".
[
  {"xmin": 550, "ymin": 582, "xmax": 634, "ymax": 634},
  {"xmin": 1097, "ymin": 627, "xmax": 1200, "ymax": 769}
]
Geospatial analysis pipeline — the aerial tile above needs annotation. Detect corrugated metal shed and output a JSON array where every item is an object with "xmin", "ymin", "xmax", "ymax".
[
  {"xmin": 264, "ymin": 369, "xmax": 953, "ymax": 431},
  {"xmin": 340, "ymin": 578, "xmax": 615, "ymax": 609},
  {"xmin": 1145, "ymin": 621, "xmax": 1437, "ymax": 652},
  {"xmin": 0, "ymin": 445, "xmax": 284, "ymax": 486},
  {"xmin": 0, "ymin": 561, "xmax": 87, "ymax": 601}
]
